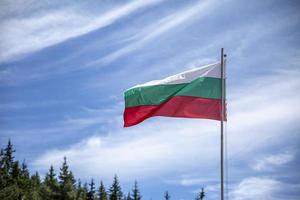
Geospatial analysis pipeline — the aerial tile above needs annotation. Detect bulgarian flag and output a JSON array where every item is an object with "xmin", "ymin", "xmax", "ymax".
[{"xmin": 123, "ymin": 62, "xmax": 226, "ymax": 127}]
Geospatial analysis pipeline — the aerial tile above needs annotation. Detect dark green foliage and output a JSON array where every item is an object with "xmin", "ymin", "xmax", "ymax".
[
  {"xmin": 41, "ymin": 165, "xmax": 59, "ymax": 199},
  {"xmin": 195, "ymin": 188, "xmax": 205, "ymax": 200},
  {"xmin": 126, "ymin": 192, "xmax": 132, "ymax": 200},
  {"xmin": 0, "ymin": 149, "xmax": 5, "ymax": 189},
  {"xmin": 58, "ymin": 156, "xmax": 76, "ymax": 200},
  {"xmin": 164, "ymin": 191, "xmax": 170, "ymax": 200},
  {"xmin": 0, "ymin": 184, "xmax": 21, "ymax": 200},
  {"xmin": 11, "ymin": 161, "xmax": 21, "ymax": 182},
  {"xmin": 19, "ymin": 160, "xmax": 31, "ymax": 198},
  {"xmin": 45, "ymin": 165, "xmax": 58, "ymax": 187},
  {"xmin": 109, "ymin": 175, "xmax": 123, "ymax": 200},
  {"xmin": 98, "ymin": 181, "xmax": 108, "ymax": 200},
  {"xmin": 0, "ymin": 140, "xmax": 15, "ymax": 190},
  {"xmin": 3, "ymin": 140, "xmax": 15, "ymax": 174},
  {"xmin": 28, "ymin": 172, "xmax": 43, "ymax": 200},
  {"xmin": 131, "ymin": 180, "xmax": 141, "ymax": 200},
  {"xmin": 87, "ymin": 178, "xmax": 96, "ymax": 200},
  {"xmin": 0, "ymin": 140, "xmax": 23, "ymax": 200},
  {"xmin": 76, "ymin": 180, "xmax": 88, "ymax": 200},
  {"xmin": 21, "ymin": 161, "xmax": 29, "ymax": 177}
]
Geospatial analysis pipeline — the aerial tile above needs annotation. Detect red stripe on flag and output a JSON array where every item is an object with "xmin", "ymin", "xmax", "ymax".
[{"xmin": 124, "ymin": 96, "xmax": 225, "ymax": 127}]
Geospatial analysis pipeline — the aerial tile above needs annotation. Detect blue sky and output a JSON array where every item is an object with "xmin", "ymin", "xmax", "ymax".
[{"xmin": 1, "ymin": 0, "xmax": 300, "ymax": 199}]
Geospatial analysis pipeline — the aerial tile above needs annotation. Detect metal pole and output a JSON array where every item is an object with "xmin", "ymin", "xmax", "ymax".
[{"xmin": 220, "ymin": 48, "xmax": 225, "ymax": 200}]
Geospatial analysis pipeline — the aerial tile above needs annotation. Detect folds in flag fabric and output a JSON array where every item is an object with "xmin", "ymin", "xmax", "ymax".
[{"xmin": 123, "ymin": 63, "xmax": 226, "ymax": 127}]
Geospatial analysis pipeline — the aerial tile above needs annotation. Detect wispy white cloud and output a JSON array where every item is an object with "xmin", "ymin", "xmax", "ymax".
[
  {"xmin": 229, "ymin": 14, "xmax": 299, "ymax": 56},
  {"xmin": 0, "ymin": 116, "xmax": 104, "ymax": 137},
  {"xmin": 230, "ymin": 177, "xmax": 300, "ymax": 200},
  {"xmin": 180, "ymin": 178, "xmax": 208, "ymax": 187},
  {"xmin": 252, "ymin": 152, "xmax": 294, "ymax": 171},
  {"xmin": 32, "ymin": 69, "xmax": 300, "ymax": 181},
  {"xmin": 0, "ymin": 103, "xmax": 121, "ymax": 138},
  {"xmin": 0, "ymin": 100, "xmax": 72, "ymax": 111},
  {"xmin": 87, "ymin": 0, "xmax": 219, "ymax": 66},
  {"xmin": 0, "ymin": 0, "xmax": 163, "ymax": 62}
]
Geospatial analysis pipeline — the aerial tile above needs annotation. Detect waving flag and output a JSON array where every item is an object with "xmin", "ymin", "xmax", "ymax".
[{"xmin": 123, "ymin": 62, "xmax": 225, "ymax": 127}]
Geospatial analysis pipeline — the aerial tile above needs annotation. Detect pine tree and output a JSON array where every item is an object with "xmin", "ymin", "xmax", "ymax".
[
  {"xmin": 12, "ymin": 161, "xmax": 24, "ymax": 199},
  {"xmin": 131, "ymin": 180, "xmax": 141, "ymax": 200},
  {"xmin": 126, "ymin": 192, "xmax": 132, "ymax": 200},
  {"xmin": 19, "ymin": 160, "xmax": 31, "ymax": 199},
  {"xmin": 28, "ymin": 172, "xmax": 42, "ymax": 200},
  {"xmin": 20, "ymin": 160, "xmax": 30, "ymax": 179},
  {"xmin": 75, "ymin": 180, "xmax": 81, "ymax": 200},
  {"xmin": 76, "ymin": 180, "xmax": 88, "ymax": 200},
  {"xmin": 58, "ymin": 156, "xmax": 76, "ymax": 200},
  {"xmin": 164, "ymin": 191, "xmax": 170, "ymax": 200},
  {"xmin": 0, "ymin": 148, "xmax": 4, "ymax": 167},
  {"xmin": 0, "ymin": 149, "xmax": 5, "ymax": 189},
  {"xmin": 0, "ymin": 140, "xmax": 23, "ymax": 200},
  {"xmin": 1, "ymin": 140, "xmax": 15, "ymax": 187},
  {"xmin": 45, "ymin": 165, "xmax": 58, "ymax": 186},
  {"xmin": 3, "ymin": 140, "xmax": 15, "ymax": 174},
  {"xmin": 87, "ymin": 179, "xmax": 96, "ymax": 200},
  {"xmin": 195, "ymin": 188, "xmax": 205, "ymax": 200},
  {"xmin": 41, "ymin": 165, "xmax": 59, "ymax": 200},
  {"xmin": 98, "ymin": 181, "xmax": 108, "ymax": 200},
  {"xmin": 10, "ymin": 161, "xmax": 21, "ymax": 183},
  {"xmin": 109, "ymin": 175, "xmax": 123, "ymax": 200}
]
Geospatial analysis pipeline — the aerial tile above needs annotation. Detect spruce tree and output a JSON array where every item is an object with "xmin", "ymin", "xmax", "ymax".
[
  {"xmin": 123, "ymin": 194, "xmax": 127, "ymax": 200},
  {"xmin": 75, "ymin": 180, "xmax": 82, "ymax": 200},
  {"xmin": 76, "ymin": 180, "xmax": 84, "ymax": 200},
  {"xmin": 76, "ymin": 180, "xmax": 88, "ymax": 200},
  {"xmin": 0, "ymin": 149, "xmax": 4, "ymax": 166},
  {"xmin": 28, "ymin": 172, "xmax": 42, "ymax": 200},
  {"xmin": 126, "ymin": 192, "xmax": 132, "ymax": 200},
  {"xmin": 10, "ymin": 161, "xmax": 23, "ymax": 199},
  {"xmin": 58, "ymin": 156, "xmax": 76, "ymax": 200},
  {"xmin": 20, "ymin": 160, "xmax": 30, "ymax": 179},
  {"xmin": 10, "ymin": 161, "xmax": 21, "ymax": 183},
  {"xmin": 109, "ymin": 175, "xmax": 123, "ymax": 200},
  {"xmin": 0, "ymin": 140, "xmax": 22, "ymax": 200},
  {"xmin": 19, "ymin": 160, "xmax": 31, "ymax": 199},
  {"xmin": 45, "ymin": 165, "xmax": 57, "ymax": 186},
  {"xmin": 0, "ymin": 149, "xmax": 5, "ymax": 189},
  {"xmin": 3, "ymin": 140, "xmax": 15, "ymax": 174},
  {"xmin": 195, "ymin": 188, "xmax": 205, "ymax": 200},
  {"xmin": 98, "ymin": 181, "xmax": 108, "ymax": 200},
  {"xmin": 41, "ymin": 165, "xmax": 59, "ymax": 199},
  {"xmin": 1, "ymin": 140, "xmax": 15, "ymax": 187},
  {"xmin": 164, "ymin": 191, "xmax": 170, "ymax": 200},
  {"xmin": 87, "ymin": 178, "xmax": 96, "ymax": 200},
  {"xmin": 131, "ymin": 180, "xmax": 141, "ymax": 200}
]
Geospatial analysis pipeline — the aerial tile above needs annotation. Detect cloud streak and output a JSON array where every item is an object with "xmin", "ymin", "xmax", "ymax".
[
  {"xmin": 0, "ymin": 0, "xmax": 163, "ymax": 62},
  {"xmin": 88, "ymin": 0, "xmax": 218, "ymax": 66},
  {"xmin": 252, "ymin": 152, "xmax": 294, "ymax": 171},
  {"xmin": 230, "ymin": 177, "xmax": 300, "ymax": 200}
]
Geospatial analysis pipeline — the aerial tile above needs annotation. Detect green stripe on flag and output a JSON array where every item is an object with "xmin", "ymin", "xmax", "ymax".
[{"xmin": 125, "ymin": 77, "xmax": 221, "ymax": 107}]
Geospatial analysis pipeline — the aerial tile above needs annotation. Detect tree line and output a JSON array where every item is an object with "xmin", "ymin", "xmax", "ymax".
[{"xmin": 0, "ymin": 140, "xmax": 205, "ymax": 200}]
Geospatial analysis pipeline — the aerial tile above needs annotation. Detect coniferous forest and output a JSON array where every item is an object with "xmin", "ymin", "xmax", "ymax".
[{"xmin": 0, "ymin": 140, "xmax": 205, "ymax": 200}]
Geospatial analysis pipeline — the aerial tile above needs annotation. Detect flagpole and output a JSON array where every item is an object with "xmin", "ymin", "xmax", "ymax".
[{"xmin": 220, "ymin": 48, "xmax": 225, "ymax": 200}]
